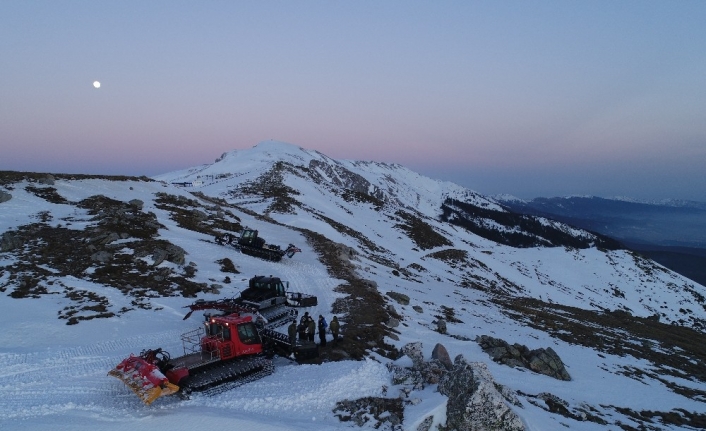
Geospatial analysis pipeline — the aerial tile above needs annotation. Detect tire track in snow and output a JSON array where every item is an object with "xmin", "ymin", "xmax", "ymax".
[{"xmin": 0, "ymin": 328, "xmax": 190, "ymax": 419}]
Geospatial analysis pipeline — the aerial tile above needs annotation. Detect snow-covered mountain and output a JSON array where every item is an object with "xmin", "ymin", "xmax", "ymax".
[{"xmin": 1, "ymin": 140, "xmax": 705, "ymax": 430}]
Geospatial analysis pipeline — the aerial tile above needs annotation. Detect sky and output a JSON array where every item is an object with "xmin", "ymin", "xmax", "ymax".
[{"xmin": 1, "ymin": 0, "xmax": 705, "ymax": 201}]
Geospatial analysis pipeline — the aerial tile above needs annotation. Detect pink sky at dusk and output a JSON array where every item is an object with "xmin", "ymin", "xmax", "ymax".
[{"xmin": 1, "ymin": 1, "xmax": 705, "ymax": 201}]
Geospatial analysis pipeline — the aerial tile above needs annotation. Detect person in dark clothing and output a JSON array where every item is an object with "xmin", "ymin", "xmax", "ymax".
[
  {"xmin": 288, "ymin": 320, "xmax": 297, "ymax": 353},
  {"xmin": 329, "ymin": 315, "xmax": 340, "ymax": 343},
  {"xmin": 297, "ymin": 320, "xmax": 307, "ymax": 341},
  {"xmin": 317, "ymin": 315, "xmax": 327, "ymax": 347},
  {"xmin": 307, "ymin": 316, "xmax": 316, "ymax": 342}
]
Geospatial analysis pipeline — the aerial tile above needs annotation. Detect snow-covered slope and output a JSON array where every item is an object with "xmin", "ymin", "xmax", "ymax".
[{"xmin": 1, "ymin": 142, "xmax": 705, "ymax": 431}]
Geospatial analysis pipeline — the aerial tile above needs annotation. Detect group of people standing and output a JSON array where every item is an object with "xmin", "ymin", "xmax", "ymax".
[{"xmin": 288, "ymin": 312, "xmax": 340, "ymax": 348}]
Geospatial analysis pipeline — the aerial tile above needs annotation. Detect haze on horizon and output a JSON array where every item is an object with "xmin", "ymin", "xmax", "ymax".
[{"xmin": 1, "ymin": 1, "xmax": 705, "ymax": 202}]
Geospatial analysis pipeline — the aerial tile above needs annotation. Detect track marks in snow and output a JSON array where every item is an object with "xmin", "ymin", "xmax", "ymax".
[{"xmin": 0, "ymin": 328, "xmax": 188, "ymax": 419}]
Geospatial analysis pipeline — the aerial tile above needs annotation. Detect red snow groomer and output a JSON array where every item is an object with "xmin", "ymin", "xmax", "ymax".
[{"xmin": 109, "ymin": 310, "xmax": 272, "ymax": 405}]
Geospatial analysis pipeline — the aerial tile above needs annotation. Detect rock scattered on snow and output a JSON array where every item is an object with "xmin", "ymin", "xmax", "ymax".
[{"xmin": 476, "ymin": 335, "xmax": 571, "ymax": 381}]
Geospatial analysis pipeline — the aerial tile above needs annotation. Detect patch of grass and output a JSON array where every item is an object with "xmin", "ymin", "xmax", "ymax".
[
  {"xmin": 0, "ymin": 170, "xmax": 151, "ymax": 187},
  {"xmin": 231, "ymin": 161, "xmax": 301, "ymax": 214},
  {"xmin": 426, "ymin": 248, "xmax": 468, "ymax": 264},
  {"xmin": 217, "ymin": 258, "xmax": 239, "ymax": 274},
  {"xmin": 438, "ymin": 305, "xmax": 463, "ymax": 323},
  {"xmin": 154, "ymin": 192, "xmax": 242, "ymax": 236},
  {"xmin": 59, "ymin": 286, "xmax": 115, "ymax": 325},
  {"xmin": 394, "ymin": 210, "xmax": 452, "ymax": 250},
  {"xmin": 495, "ymin": 296, "xmax": 706, "ymax": 400},
  {"xmin": 440, "ymin": 198, "xmax": 622, "ymax": 250},
  {"xmin": 301, "ymin": 229, "xmax": 399, "ymax": 361},
  {"xmin": 407, "ymin": 262, "xmax": 427, "ymax": 273},
  {"xmin": 25, "ymin": 185, "xmax": 69, "ymax": 204},
  {"xmin": 340, "ymin": 189, "xmax": 384, "ymax": 211},
  {"xmin": 313, "ymin": 213, "xmax": 387, "ymax": 254},
  {"xmin": 1, "ymin": 195, "xmax": 211, "ymax": 322}
]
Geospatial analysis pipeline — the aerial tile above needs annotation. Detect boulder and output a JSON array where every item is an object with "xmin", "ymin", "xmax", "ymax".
[
  {"xmin": 527, "ymin": 347, "xmax": 571, "ymax": 381},
  {"xmin": 438, "ymin": 356, "xmax": 525, "ymax": 431},
  {"xmin": 476, "ymin": 335, "xmax": 571, "ymax": 381},
  {"xmin": 152, "ymin": 248, "xmax": 168, "ymax": 266},
  {"xmin": 387, "ymin": 291, "xmax": 410, "ymax": 305},
  {"xmin": 128, "ymin": 199, "xmax": 144, "ymax": 211},
  {"xmin": 431, "ymin": 343, "xmax": 453, "ymax": 370},
  {"xmin": 165, "ymin": 244, "xmax": 186, "ymax": 265},
  {"xmin": 0, "ymin": 190, "xmax": 11, "ymax": 203},
  {"xmin": 90, "ymin": 250, "xmax": 112, "ymax": 263}
]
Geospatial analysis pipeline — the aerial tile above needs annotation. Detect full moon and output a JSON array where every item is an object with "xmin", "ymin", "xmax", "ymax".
[{"xmin": 93, "ymin": 81, "xmax": 101, "ymax": 89}]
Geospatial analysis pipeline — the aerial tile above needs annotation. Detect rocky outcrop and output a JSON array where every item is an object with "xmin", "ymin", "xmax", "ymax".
[
  {"xmin": 90, "ymin": 250, "xmax": 112, "ymax": 263},
  {"xmin": 1, "ymin": 231, "xmax": 22, "ymax": 252},
  {"xmin": 38, "ymin": 174, "xmax": 55, "ymax": 185},
  {"xmin": 438, "ymin": 356, "xmax": 525, "ymax": 431},
  {"xmin": 476, "ymin": 335, "xmax": 571, "ymax": 381},
  {"xmin": 0, "ymin": 190, "xmax": 11, "ymax": 203},
  {"xmin": 333, "ymin": 396, "xmax": 403, "ymax": 430},
  {"xmin": 388, "ymin": 342, "xmax": 526, "ymax": 431},
  {"xmin": 435, "ymin": 318, "xmax": 447, "ymax": 334},
  {"xmin": 416, "ymin": 416, "xmax": 434, "ymax": 431},
  {"xmin": 308, "ymin": 159, "xmax": 385, "ymax": 202},
  {"xmin": 387, "ymin": 291, "xmax": 410, "ymax": 305},
  {"xmin": 388, "ymin": 342, "xmax": 448, "ymax": 390},
  {"xmin": 128, "ymin": 199, "xmax": 144, "ymax": 211},
  {"xmin": 151, "ymin": 244, "xmax": 186, "ymax": 266}
]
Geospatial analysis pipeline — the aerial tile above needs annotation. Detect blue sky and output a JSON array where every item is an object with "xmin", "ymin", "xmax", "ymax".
[{"xmin": 1, "ymin": 1, "xmax": 705, "ymax": 201}]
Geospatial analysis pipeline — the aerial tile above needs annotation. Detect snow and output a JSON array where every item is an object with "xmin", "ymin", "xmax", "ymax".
[{"xmin": 2, "ymin": 145, "xmax": 706, "ymax": 430}]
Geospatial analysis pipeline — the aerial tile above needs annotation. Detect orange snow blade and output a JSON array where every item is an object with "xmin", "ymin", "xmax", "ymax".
[
  {"xmin": 108, "ymin": 355, "xmax": 180, "ymax": 405},
  {"xmin": 108, "ymin": 367, "xmax": 180, "ymax": 405}
]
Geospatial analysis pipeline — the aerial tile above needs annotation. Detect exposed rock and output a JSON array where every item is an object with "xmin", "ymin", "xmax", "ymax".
[
  {"xmin": 416, "ymin": 415, "xmax": 434, "ymax": 431},
  {"xmin": 476, "ymin": 335, "xmax": 571, "ymax": 381},
  {"xmin": 402, "ymin": 342, "xmax": 425, "ymax": 369},
  {"xmin": 333, "ymin": 396, "xmax": 403, "ymax": 431},
  {"xmin": 412, "ymin": 305, "xmax": 423, "ymax": 313},
  {"xmin": 38, "ymin": 174, "xmax": 55, "ymax": 185},
  {"xmin": 0, "ymin": 190, "xmax": 11, "ymax": 203},
  {"xmin": 387, "ymin": 317, "xmax": 400, "ymax": 328},
  {"xmin": 387, "ymin": 291, "xmax": 410, "ymax": 305},
  {"xmin": 152, "ymin": 248, "xmax": 168, "ymax": 266},
  {"xmin": 191, "ymin": 209, "xmax": 208, "ymax": 221},
  {"xmin": 431, "ymin": 343, "xmax": 453, "ymax": 370},
  {"xmin": 128, "ymin": 199, "xmax": 144, "ymax": 211},
  {"xmin": 90, "ymin": 251, "xmax": 112, "ymax": 263},
  {"xmin": 435, "ymin": 318, "xmax": 447, "ymax": 334},
  {"xmin": 1, "ymin": 231, "xmax": 22, "ymax": 252},
  {"xmin": 165, "ymin": 243, "xmax": 186, "ymax": 265},
  {"xmin": 389, "ymin": 342, "xmax": 453, "ymax": 392},
  {"xmin": 335, "ymin": 243, "xmax": 358, "ymax": 263},
  {"xmin": 100, "ymin": 232, "xmax": 120, "ymax": 245},
  {"xmin": 422, "ymin": 359, "xmax": 447, "ymax": 384},
  {"xmin": 438, "ymin": 356, "xmax": 525, "ymax": 431}
]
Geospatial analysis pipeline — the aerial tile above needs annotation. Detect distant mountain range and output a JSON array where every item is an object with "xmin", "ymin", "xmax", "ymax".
[{"xmin": 496, "ymin": 195, "xmax": 706, "ymax": 286}]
